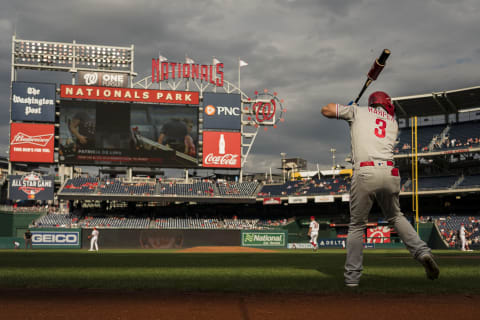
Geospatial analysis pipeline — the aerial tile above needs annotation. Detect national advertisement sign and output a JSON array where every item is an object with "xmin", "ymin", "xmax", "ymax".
[
  {"xmin": 202, "ymin": 93, "xmax": 241, "ymax": 130},
  {"xmin": 31, "ymin": 229, "xmax": 81, "ymax": 249},
  {"xmin": 202, "ymin": 131, "xmax": 241, "ymax": 168},
  {"xmin": 11, "ymin": 82, "xmax": 56, "ymax": 122},
  {"xmin": 241, "ymin": 231, "xmax": 287, "ymax": 248},
  {"xmin": 8, "ymin": 173, "xmax": 54, "ymax": 200},
  {"xmin": 10, "ymin": 123, "xmax": 55, "ymax": 163},
  {"xmin": 60, "ymin": 84, "xmax": 199, "ymax": 105}
]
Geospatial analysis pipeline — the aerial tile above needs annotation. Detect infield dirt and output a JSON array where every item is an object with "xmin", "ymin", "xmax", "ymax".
[{"xmin": 1, "ymin": 289, "xmax": 479, "ymax": 320}]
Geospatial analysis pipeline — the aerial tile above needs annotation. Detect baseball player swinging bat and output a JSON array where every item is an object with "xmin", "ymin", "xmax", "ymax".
[{"xmin": 350, "ymin": 49, "xmax": 391, "ymax": 105}]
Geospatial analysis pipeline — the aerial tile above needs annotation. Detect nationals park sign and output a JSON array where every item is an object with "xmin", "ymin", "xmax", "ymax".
[
  {"xmin": 241, "ymin": 231, "xmax": 287, "ymax": 248},
  {"xmin": 60, "ymin": 84, "xmax": 199, "ymax": 105}
]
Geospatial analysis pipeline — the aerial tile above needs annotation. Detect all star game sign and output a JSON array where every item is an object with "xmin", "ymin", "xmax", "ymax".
[{"xmin": 9, "ymin": 173, "xmax": 54, "ymax": 200}]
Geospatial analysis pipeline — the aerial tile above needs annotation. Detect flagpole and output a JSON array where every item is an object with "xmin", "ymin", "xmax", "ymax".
[{"xmin": 238, "ymin": 58, "xmax": 241, "ymax": 94}]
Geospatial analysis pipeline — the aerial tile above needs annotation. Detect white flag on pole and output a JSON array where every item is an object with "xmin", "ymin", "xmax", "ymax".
[
  {"xmin": 186, "ymin": 55, "xmax": 195, "ymax": 64},
  {"xmin": 239, "ymin": 59, "xmax": 248, "ymax": 67},
  {"xmin": 213, "ymin": 57, "xmax": 221, "ymax": 65},
  {"xmin": 159, "ymin": 55, "xmax": 168, "ymax": 62}
]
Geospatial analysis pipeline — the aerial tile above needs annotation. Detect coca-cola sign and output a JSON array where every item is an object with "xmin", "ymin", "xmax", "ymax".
[
  {"xmin": 10, "ymin": 123, "xmax": 55, "ymax": 163},
  {"xmin": 202, "ymin": 131, "xmax": 241, "ymax": 168}
]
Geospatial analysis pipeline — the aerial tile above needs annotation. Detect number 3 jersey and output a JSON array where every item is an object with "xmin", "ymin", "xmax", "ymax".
[{"xmin": 335, "ymin": 104, "xmax": 398, "ymax": 165}]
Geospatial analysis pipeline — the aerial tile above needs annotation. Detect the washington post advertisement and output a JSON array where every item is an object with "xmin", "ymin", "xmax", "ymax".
[{"xmin": 58, "ymin": 100, "xmax": 198, "ymax": 167}]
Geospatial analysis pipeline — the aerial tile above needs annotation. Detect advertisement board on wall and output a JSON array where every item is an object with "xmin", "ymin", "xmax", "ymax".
[
  {"xmin": 314, "ymin": 195, "xmax": 335, "ymax": 203},
  {"xmin": 78, "ymin": 71, "xmax": 128, "ymax": 87},
  {"xmin": 11, "ymin": 82, "xmax": 56, "ymax": 122},
  {"xmin": 202, "ymin": 131, "xmax": 241, "ymax": 168},
  {"xmin": 10, "ymin": 123, "xmax": 55, "ymax": 163},
  {"xmin": 8, "ymin": 173, "xmax": 54, "ymax": 200},
  {"xmin": 202, "ymin": 93, "xmax": 241, "ymax": 130},
  {"xmin": 31, "ymin": 229, "xmax": 81, "ymax": 249},
  {"xmin": 241, "ymin": 231, "xmax": 287, "ymax": 248},
  {"xmin": 263, "ymin": 197, "xmax": 282, "ymax": 205},
  {"xmin": 59, "ymin": 100, "xmax": 198, "ymax": 167},
  {"xmin": 288, "ymin": 196, "xmax": 308, "ymax": 204}
]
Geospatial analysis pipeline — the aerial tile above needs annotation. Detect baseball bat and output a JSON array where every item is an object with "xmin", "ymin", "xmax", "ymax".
[{"xmin": 353, "ymin": 49, "xmax": 391, "ymax": 104}]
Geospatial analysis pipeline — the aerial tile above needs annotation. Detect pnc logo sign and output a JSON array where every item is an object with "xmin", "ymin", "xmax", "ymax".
[
  {"xmin": 204, "ymin": 105, "xmax": 240, "ymax": 117},
  {"xmin": 202, "ymin": 93, "xmax": 241, "ymax": 130}
]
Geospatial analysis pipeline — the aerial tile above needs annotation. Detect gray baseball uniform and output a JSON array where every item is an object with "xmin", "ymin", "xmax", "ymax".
[{"xmin": 335, "ymin": 104, "xmax": 431, "ymax": 285}]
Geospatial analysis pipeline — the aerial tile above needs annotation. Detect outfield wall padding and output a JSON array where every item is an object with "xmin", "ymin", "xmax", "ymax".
[{"xmin": 81, "ymin": 229, "xmax": 241, "ymax": 249}]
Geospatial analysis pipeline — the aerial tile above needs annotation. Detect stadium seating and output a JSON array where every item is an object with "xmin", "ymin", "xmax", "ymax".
[
  {"xmin": 433, "ymin": 215, "xmax": 480, "ymax": 249},
  {"xmin": 35, "ymin": 214, "xmax": 78, "ymax": 227},
  {"xmin": 395, "ymin": 124, "xmax": 446, "ymax": 154},
  {"xmin": 217, "ymin": 181, "xmax": 259, "ymax": 197},
  {"xmin": 62, "ymin": 177, "xmax": 98, "ymax": 193},
  {"xmin": 440, "ymin": 121, "xmax": 480, "ymax": 150}
]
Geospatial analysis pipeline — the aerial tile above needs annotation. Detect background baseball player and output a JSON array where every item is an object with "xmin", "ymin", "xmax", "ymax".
[
  {"xmin": 308, "ymin": 216, "xmax": 319, "ymax": 250},
  {"xmin": 321, "ymin": 91, "xmax": 439, "ymax": 287},
  {"xmin": 88, "ymin": 227, "xmax": 99, "ymax": 252}
]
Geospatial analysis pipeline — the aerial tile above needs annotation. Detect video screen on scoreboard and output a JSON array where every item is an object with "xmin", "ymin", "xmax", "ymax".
[{"xmin": 59, "ymin": 100, "xmax": 198, "ymax": 167}]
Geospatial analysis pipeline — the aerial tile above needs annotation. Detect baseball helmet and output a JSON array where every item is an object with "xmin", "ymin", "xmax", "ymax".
[
  {"xmin": 310, "ymin": 216, "xmax": 315, "ymax": 220},
  {"xmin": 368, "ymin": 91, "xmax": 395, "ymax": 117}
]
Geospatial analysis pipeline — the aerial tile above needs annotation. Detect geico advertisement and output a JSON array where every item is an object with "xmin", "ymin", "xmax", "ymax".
[
  {"xmin": 202, "ymin": 131, "xmax": 241, "ymax": 168},
  {"xmin": 202, "ymin": 93, "xmax": 241, "ymax": 130},
  {"xmin": 32, "ymin": 231, "xmax": 80, "ymax": 245}
]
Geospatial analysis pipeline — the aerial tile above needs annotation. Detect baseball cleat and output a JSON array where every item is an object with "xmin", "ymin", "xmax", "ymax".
[{"xmin": 419, "ymin": 254, "xmax": 440, "ymax": 280}]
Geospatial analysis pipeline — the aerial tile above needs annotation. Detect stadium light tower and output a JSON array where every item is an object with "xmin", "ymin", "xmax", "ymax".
[
  {"xmin": 330, "ymin": 148, "xmax": 336, "ymax": 178},
  {"xmin": 280, "ymin": 152, "xmax": 287, "ymax": 183}
]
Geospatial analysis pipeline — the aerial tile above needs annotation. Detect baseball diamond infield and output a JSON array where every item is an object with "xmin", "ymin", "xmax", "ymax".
[{"xmin": 1, "ymin": 249, "xmax": 479, "ymax": 319}]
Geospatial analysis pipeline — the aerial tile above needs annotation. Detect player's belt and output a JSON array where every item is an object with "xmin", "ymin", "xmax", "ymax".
[{"xmin": 359, "ymin": 161, "xmax": 394, "ymax": 167}]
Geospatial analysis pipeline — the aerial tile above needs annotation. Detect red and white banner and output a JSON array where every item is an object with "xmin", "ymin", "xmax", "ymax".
[
  {"xmin": 202, "ymin": 131, "xmax": 241, "ymax": 168},
  {"xmin": 10, "ymin": 123, "xmax": 55, "ymax": 163},
  {"xmin": 60, "ymin": 84, "xmax": 199, "ymax": 105},
  {"xmin": 263, "ymin": 197, "xmax": 282, "ymax": 205},
  {"xmin": 367, "ymin": 226, "xmax": 391, "ymax": 243}
]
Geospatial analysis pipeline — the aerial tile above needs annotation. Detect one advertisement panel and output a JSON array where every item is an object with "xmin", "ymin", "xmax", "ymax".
[
  {"xmin": 10, "ymin": 123, "xmax": 55, "ymax": 163},
  {"xmin": 60, "ymin": 84, "xmax": 199, "ymax": 105},
  {"xmin": 11, "ymin": 82, "xmax": 56, "ymax": 122},
  {"xmin": 202, "ymin": 131, "xmax": 241, "ymax": 168},
  {"xmin": 31, "ymin": 229, "xmax": 81, "ymax": 249},
  {"xmin": 78, "ymin": 71, "xmax": 128, "ymax": 87},
  {"xmin": 202, "ymin": 92, "xmax": 241, "ymax": 130},
  {"xmin": 342, "ymin": 193, "xmax": 350, "ymax": 202},
  {"xmin": 263, "ymin": 197, "xmax": 282, "ymax": 205},
  {"xmin": 288, "ymin": 196, "xmax": 308, "ymax": 204},
  {"xmin": 314, "ymin": 195, "xmax": 335, "ymax": 203},
  {"xmin": 241, "ymin": 230, "xmax": 287, "ymax": 248},
  {"xmin": 8, "ymin": 173, "xmax": 54, "ymax": 200},
  {"xmin": 59, "ymin": 100, "xmax": 198, "ymax": 167}
]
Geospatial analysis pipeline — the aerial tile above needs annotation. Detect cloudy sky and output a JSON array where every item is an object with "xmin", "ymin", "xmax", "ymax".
[{"xmin": 1, "ymin": 0, "xmax": 479, "ymax": 175}]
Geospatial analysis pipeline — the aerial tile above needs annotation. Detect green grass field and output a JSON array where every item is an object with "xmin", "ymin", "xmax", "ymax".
[{"xmin": 0, "ymin": 249, "xmax": 479, "ymax": 294}]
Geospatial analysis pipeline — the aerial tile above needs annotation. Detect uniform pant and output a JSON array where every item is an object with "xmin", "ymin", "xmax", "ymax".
[
  {"xmin": 310, "ymin": 232, "xmax": 318, "ymax": 248},
  {"xmin": 90, "ymin": 237, "xmax": 98, "ymax": 251},
  {"xmin": 460, "ymin": 235, "xmax": 466, "ymax": 251},
  {"xmin": 344, "ymin": 165, "xmax": 431, "ymax": 285}
]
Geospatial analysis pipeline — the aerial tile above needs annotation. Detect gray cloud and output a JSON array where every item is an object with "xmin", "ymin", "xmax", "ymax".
[{"xmin": 1, "ymin": 0, "xmax": 479, "ymax": 175}]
